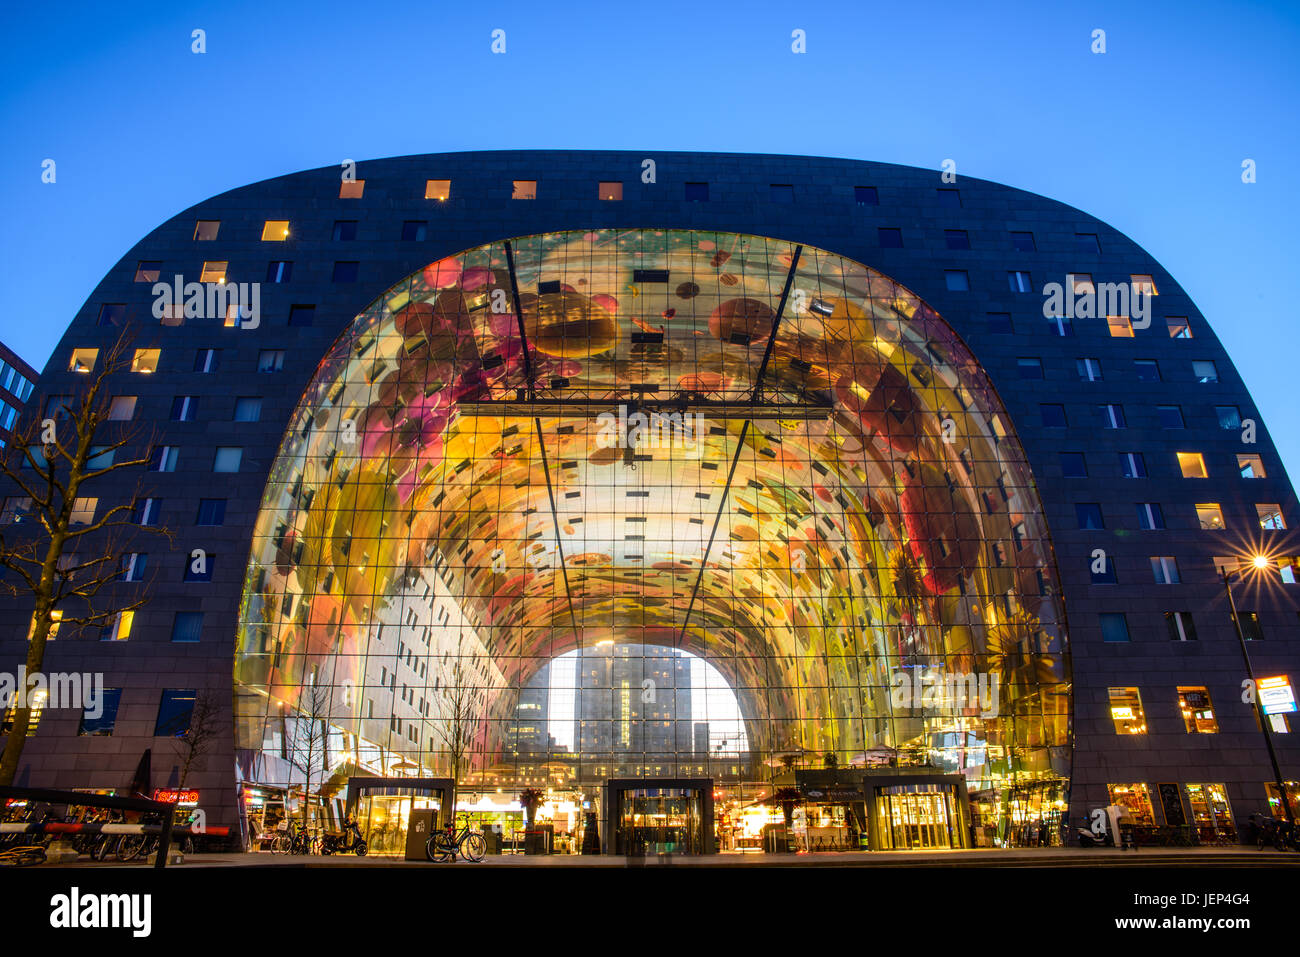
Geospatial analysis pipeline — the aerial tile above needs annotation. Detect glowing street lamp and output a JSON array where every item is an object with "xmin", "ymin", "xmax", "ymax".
[{"xmin": 1221, "ymin": 553, "xmax": 1294, "ymax": 824}]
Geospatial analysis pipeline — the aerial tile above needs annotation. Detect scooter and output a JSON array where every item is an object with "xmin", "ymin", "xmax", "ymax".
[
  {"xmin": 321, "ymin": 817, "xmax": 368, "ymax": 856},
  {"xmin": 1076, "ymin": 817, "xmax": 1113, "ymax": 847}
]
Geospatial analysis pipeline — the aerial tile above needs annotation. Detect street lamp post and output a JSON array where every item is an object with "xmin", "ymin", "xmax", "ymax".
[{"xmin": 1221, "ymin": 563, "xmax": 1294, "ymax": 824}]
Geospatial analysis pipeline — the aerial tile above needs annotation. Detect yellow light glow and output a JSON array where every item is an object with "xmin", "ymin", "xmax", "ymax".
[{"xmin": 1253, "ymin": 554, "xmax": 1270, "ymax": 569}]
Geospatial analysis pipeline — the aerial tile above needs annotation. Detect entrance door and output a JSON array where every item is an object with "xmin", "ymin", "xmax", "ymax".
[
  {"xmin": 615, "ymin": 788, "xmax": 704, "ymax": 854},
  {"xmin": 357, "ymin": 792, "xmax": 440, "ymax": 857},
  {"xmin": 876, "ymin": 787, "xmax": 955, "ymax": 849}
]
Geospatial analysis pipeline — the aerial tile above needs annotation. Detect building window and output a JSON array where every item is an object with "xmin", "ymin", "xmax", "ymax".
[
  {"xmin": 70, "ymin": 348, "xmax": 98, "ymax": 373},
  {"xmin": 172, "ymin": 611, "xmax": 204, "ymax": 642},
  {"xmin": 234, "ymin": 396, "xmax": 263, "ymax": 422},
  {"xmin": 149, "ymin": 446, "xmax": 178, "ymax": 472},
  {"xmin": 1076, "ymin": 357, "xmax": 1103, "ymax": 381},
  {"xmin": 425, "ymin": 179, "xmax": 451, "ymax": 201},
  {"xmin": 199, "ymin": 261, "xmax": 227, "ymax": 283},
  {"xmin": 213, "ymin": 447, "xmax": 243, "ymax": 473},
  {"xmin": 132, "ymin": 498, "xmax": 161, "ymax": 526},
  {"xmin": 1040, "ymin": 403, "xmax": 1067, "ymax": 427},
  {"xmin": 936, "ymin": 188, "xmax": 961, "ymax": 207},
  {"xmin": 1195, "ymin": 503, "xmax": 1225, "ymax": 530},
  {"xmin": 193, "ymin": 220, "xmax": 220, "ymax": 241},
  {"xmin": 130, "ymin": 349, "xmax": 160, "ymax": 374},
  {"xmin": 108, "ymin": 396, "xmax": 137, "ymax": 421},
  {"xmin": 332, "ymin": 261, "xmax": 359, "ymax": 283},
  {"xmin": 1156, "ymin": 405, "xmax": 1184, "ymax": 429},
  {"xmin": 1192, "ymin": 360, "xmax": 1219, "ymax": 383},
  {"xmin": 134, "ymin": 262, "xmax": 162, "ymax": 283},
  {"xmin": 1108, "ymin": 687, "xmax": 1146, "ymax": 732},
  {"xmin": 266, "ymin": 261, "xmax": 292, "ymax": 283},
  {"xmin": 119, "ymin": 552, "xmax": 148, "ymax": 582},
  {"xmin": 1107, "ymin": 784, "xmax": 1156, "ymax": 824},
  {"xmin": 1134, "ymin": 359, "xmax": 1161, "ymax": 381},
  {"xmin": 339, "ymin": 179, "xmax": 364, "ymax": 199},
  {"xmin": 288, "ymin": 305, "xmax": 315, "ymax": 327},
  {"xmin": 258, "ymin": 350, "xmax": 285, "ymax": 372},
  {"xmin": 1237, "ymin": 454, "xmax": 1265, "ymax": 478},
  {"xmin": 877, "ymin": 227, "xmax": 903, "ymax": 248},
  {"xmin": 69, "ymin": 497, "xmax": 97, "ymax": 525},
  {"xmin": 1010, "ymin": 231, "xmax": 1035, "ymax": 252},
  {"xmin": 97, "ymin": 304, "xmax": 127, "ymax": 327},
  {"xmin": 1167, "ymin": 317, "xmax": 1192, "ymax": 338},
  {"xmin": 1178, "ymin": 687, "xmax": 1218, "ymax": 733},
  {"xmin": 1091, "ymin": 555, "xmax": 1118, "ymax": 584},
  {"xmin": 170, "ymin": 395, "xmax": 198, "ymax": 422},
  {"xmin": 1076, "ymin": 503, "xmax": 1104, "ymax": 529},
  {"xmin": 683, "ymin": 182, "xmax": 708, "ymax": 202},
  {"xmin": 987, "ymin": 312, "xmax": 1013, "ymax": 334},
  {"xmin": 1232, "ymin": 611, "xmax": 1264, "ymax": 640},
  {"xmin": 1257, "ymin": 504, "xmax": 1286, "ymax": 530},
  {"xmin": 509, "ymin": 179, "xmax": 537, "ymax": 200},
  {"xmin": 769, "ymin": 184, "xmax": 793, "ymax": 203},
  {"xmin": 944, "ymin": 229, "xmax": 970, "ymax": 250},
  {"xmin": 154, "ymin": 690, "xmax": 197, "ymax": 736},
  {"xmin": 196, "ymin": 498, "xmax": 227, "ymax": 526},
  {"xmin": 854, "ymin": 186, "xmax": 878, "ymax": 205},
  {"xmin": 332, "ymin": 220, "xmax": 358, "ymax": 241},
  {"xmin": 194, "ymin": 348, "xmax": 220, "ymax": 372},
  {"xmin": 1131, "ymin": 274, "xmax": 1158, "ymax": 296},
  {"xmin": 1017, "ymin": 357, "xmax": 1043, "ymax": 379},
  {"xmin": 1060, "ymin": 452, "xmax": 1087, "ymax": 478},
  {"xmin": 1165, "ymin": 611, "xmax": 1197, "ymax": 641},
  {"xmin": 1099, "ymin": 404, "xmax": 1126, "ymax": 428},
  {"xmin": 1106, "ymin": 315, "xmax": 1135, "ymax": 338},
  {"xmin": 78, "ymin": 689, "xmax": 122, "ymax": 735},
  {"xmin": 944, "ymin": 270, "xmax": 969, "ymax": 291},
  {"xmin": 262, "ymin": 220, "xmax": 290, "ymax": 241},
  {"xmin": 1072, "ymin": 274, "xmax": 1095, "ymax": 295},
  {"xmin": 1008, "ymin": 271, "xmax": 1032, "ymax": 293},
  {"xmin": 1047, "ymin": 315, "xmax": 1073, "ymax": 336},
  {"xmin": 402, "ymin": 221, "xmax": 428, "ymax": 241},
  {"xmin": 1150, "ymin": 556, "xmax": 1180, "ymax": 584},
  {"xmin": 1215, "ymin": 406, "xmax": 1242, "ymax": 430},
  {"xmin": 1119, "ymin": 452, "xmax": 1147, "ymax": 478},
  {"xmin": 1177, "ymin": 452, "xmax": 1208, "ymax": 478},
  {"xmin": 0, "ymin": 496, "xmax": 33, "ymax": 524},
  {"xmin": 183, "ymin": 557, "xmax": 214, "ymax": 582},
  {"xmin": 1076, "ymin": 233, "xmax": 1101, "ymax": 254}
]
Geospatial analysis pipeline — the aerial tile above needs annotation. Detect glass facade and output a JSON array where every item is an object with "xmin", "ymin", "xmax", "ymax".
[{"xmin": 233, "ymin": 229, "xmax": 1071, "ymax": 847}]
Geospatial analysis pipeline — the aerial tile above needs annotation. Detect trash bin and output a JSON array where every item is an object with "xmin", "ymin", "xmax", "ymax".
[
  {"xmin": 482, "ymin": 824, "xmax": 503, "ymax": 855},
  {"xmin": 763, "ymin": 824, "xmax": 791, "ymax": 853},
  {"xmin": 405, "ymin": 808, "xmax": 437, "ymax": 861}
]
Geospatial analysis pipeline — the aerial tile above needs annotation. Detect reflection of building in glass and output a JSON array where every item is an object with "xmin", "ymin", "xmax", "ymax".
[{"xmin": 574, "ymin": 646, "xmax": 691, "ymax": 759}]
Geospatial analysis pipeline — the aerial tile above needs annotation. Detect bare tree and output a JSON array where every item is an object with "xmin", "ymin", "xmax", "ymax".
[
  {"xmin": 430, "ymin": 657, "xmax": 488, "ymax": 822},
  {"xmin": 0, "ymin": 333, "xmax": 169, "ymax": 785},
  {"xmin": 285, "ymin": 678, "xmax": 331, "ymax": 831},
  {"xmin": 176, "ymin": 689, "xmax": 222, "ymax": 788}
]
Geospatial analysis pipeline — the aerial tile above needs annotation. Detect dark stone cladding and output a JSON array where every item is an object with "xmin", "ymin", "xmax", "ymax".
[{"xmin": 3, "ymin": 150, "xmax": 1295, "ymax": 835}]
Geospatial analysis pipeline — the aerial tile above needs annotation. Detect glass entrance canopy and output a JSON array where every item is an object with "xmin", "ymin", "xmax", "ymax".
[{"xmin": 234, "ymin": 229, "xmax": 1070, "ymax": 827}]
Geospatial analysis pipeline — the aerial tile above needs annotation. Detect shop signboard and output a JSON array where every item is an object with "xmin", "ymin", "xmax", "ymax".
[
  {"xmin": 152, "ymin": 788, "xmax": 200, "ymax": 805},
  {"xmin": 1258, "ymin": 676, "xmax": 1296, "ymax": 715}
]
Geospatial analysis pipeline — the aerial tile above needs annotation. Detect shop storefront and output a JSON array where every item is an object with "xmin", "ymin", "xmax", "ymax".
[{"xmin": 603, "ymin": 778, "xmax": 714, "ymax": 854}]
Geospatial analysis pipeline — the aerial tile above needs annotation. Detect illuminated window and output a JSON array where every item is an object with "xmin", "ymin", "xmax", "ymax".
[
  {"xmin": 1106, "ymin": 315, "xmax": 1134, "ymax": 337},
  {"xmin": 1107, "ymin": 784, "xmax": 1155, "ymax": 824},
  {"xmin": 339, "ymin": 179, "xmax": 364, "ymax": 198},
  {"xmin": 425, "ymin": 179, "xmax": 451, "ymax": 201},
  {"xmin": 1178, "ymin": 687, "xmax": 1218, "ymax": 733},
  {"xmin": 193, "ymin": 220, "xmax": 220, "ymax": 241},
  {"xmin": 199, "ymin": 261, "xmax": 226, "ymax": 283},
  {"xmin": 159, "ymin": 299, "xmax": 185, "ymax": 325},
  {"xmin": 69, "ymin": 497, "xmax": 97, "ymax": 525},
  {"xmin": 134, "ymin": 261, "xmax": 162, "ymax": 282},
  {"xmin": 1130, "ymin": 274, "xmax": 1158, "ymax": 296},
  {"xmin": 1177, "ymin": 452, "xmax": 1207, "ymax": 478},
  {"xmin": 1072, "ymin": 273, "xmax": 1094, "ymax": 295},
  {"xmin": 131, "ymin": 348, "xmax": 160, "ymax": 373},
  {"xmin": 70, "ymin": 348, "xmax": 98, "ymax": 373},
  {"xmin": 1237, "ymin": 454, "xmax": 1265, "ymax": 478},
  {"xmin": 1108, "ymin": 688, "xmax": 1147, "ymax": 733},
  {"xmin": 1150, "ymin": 556, "xmax": 1180, "ymax": 584},
  {"xmin": 1258, "ymin": 504, "xmax": 1286, "ymax": 530},
  {"xmin": 512, "ymin": 180, "xmax": 537, "ymax": 200},
  {"xmin": 262, "ymin": 220, "xmax": 290, "ymax": 241},
  {"xmin": 1165, "ymin": 611, "xmax": 1197, "ymax": 641},
  {"xmin": 1195, "ymin": 504, "xmax": 1225, "ymax": 530},
  {"xmin": 103, "ymin": 612, "xmax": 133, "ymax": 642},
  {"xmin": 1166, "ymin": 317, "xmax": 1191, "ymax": 338}
]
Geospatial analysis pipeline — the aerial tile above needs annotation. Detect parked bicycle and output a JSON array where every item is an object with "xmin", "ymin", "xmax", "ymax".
[{"xmin": 427, "ymin": 815, "xmax": 486, "ymax": 862}]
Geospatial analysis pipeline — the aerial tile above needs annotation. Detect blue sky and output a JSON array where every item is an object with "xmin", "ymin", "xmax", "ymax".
[{"xmin": 2, "ymin": 0, "xmax": 1297, "ymax": 474}]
